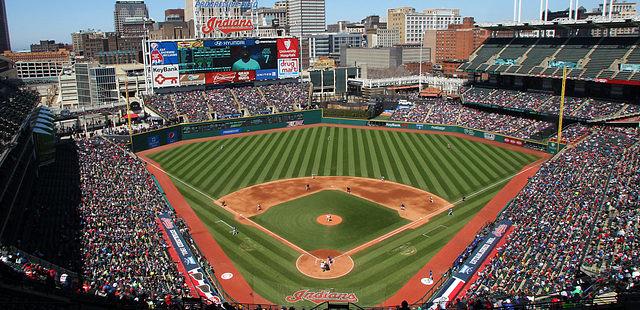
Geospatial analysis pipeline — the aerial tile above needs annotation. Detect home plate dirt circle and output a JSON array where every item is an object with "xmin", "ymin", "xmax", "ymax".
[
  {"xmin": 296, "ymin": 250, "xmax": 354, "ymax": 279},
  {"xmin": 316, "ymin": 214, "xmax": 343, "ymax": 226}
]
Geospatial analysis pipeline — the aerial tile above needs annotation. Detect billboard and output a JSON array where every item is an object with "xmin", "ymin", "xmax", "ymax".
[
  {"xmin": 149, "ymin": 37, "xmax": 300, "ymax": 89},
  {"xmin": 152, "ymin": 65, "xmax": 180, "ymax": 88}
]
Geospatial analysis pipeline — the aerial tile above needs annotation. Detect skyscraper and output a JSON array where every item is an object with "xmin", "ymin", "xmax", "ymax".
[
  {"xmin": 114, "ymin": 1, "xmax": 149, "ymax": 34},
  {"xmin": 287, "ymin": 0, "xmax": 326, "ymax": 38},
  {"xmin": 0, "ymin": 0, "xmax": 10, "ymax": 52}
]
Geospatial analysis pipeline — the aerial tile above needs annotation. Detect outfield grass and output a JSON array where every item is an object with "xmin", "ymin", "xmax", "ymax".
[
  {"xmin": 148, "ymin": 127, "xmax": 540, "ymax": 306},
  {"xmin": 252, "ymin": 190, "xmax": 410, "ymax": 252}
]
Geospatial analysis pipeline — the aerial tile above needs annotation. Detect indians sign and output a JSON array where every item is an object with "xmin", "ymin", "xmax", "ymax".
[
  {"xmin": 202, "ymin": 18, "xmax": 254, "ymax": 34},
  {"xmin": 285, "ymin": 290, "xmax": 358, "ymax": 304}
]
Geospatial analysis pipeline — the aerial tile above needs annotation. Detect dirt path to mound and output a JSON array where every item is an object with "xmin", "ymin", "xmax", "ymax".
[{"xmin": 220, "ymin": 176, "xmax": 449, "ymax": 222}]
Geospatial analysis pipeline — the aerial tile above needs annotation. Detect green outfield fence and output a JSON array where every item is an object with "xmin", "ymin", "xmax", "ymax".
[{"xmin": 130, "ymin": 110, "xmax": 564, "ymax": 154}]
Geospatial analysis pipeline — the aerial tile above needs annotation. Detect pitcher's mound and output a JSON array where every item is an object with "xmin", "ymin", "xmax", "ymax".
[
  {"xmin": 316, "ymin": 214, "xmax": 342, "ymax": 226},
  {"xmin": 296, "ymin": 250, "xmax": 354, "ymax": 279}
]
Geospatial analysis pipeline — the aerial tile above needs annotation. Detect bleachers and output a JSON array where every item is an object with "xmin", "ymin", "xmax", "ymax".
[{"xmin": 464, "ymin": 36, "xmax": 640, "ymax": 82}]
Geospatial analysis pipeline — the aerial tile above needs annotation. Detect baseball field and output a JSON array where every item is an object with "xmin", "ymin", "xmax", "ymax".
[{"xmin": 143, "ymin": 125, "xmax": 543, "ymax": 306}]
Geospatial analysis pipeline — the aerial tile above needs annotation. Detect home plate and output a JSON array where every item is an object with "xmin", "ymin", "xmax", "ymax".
[{"xmin": 421, "ymin": 278, "xmax": 434, "ymax": 285}]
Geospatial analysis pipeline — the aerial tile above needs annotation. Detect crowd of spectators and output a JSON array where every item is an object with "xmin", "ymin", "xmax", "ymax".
[
  {"xmin": 389, "ymin": 98, "xmax": 555, "ymax": 140},
  {"xmin": 261, "ymin": 83, "xmax": 309, "ymax": 113},
  {"xmin": 204, "ymin": 89, "xmax": 241, "ymax": 119},
  {"xmin": 235, "ymin": 86, "xmax": 269, "ymax": 116},
  {"xmin": 76, "ymin": 137, "xmax": 191, "ymax": 305},
  {"xmin": 0, "ymin": 85, "xmax": 38, "ymax": 153},
  {"xmin": 144, "ymin": 83, "xmax": 309, "ymax": 122},
  {"xmin": 145, "ymin": 91, "xmax": 212, "ymax": 123},
  {"xmin": 550, "ymin": 124, "xmax": 592, "ymax": 143},
  {"xmin": 463, "ymin": 127, "xmax": 640, "ymax": 304},
  {"xmin": 463, "ymin": 87, "xmax": 640, "ymax": 120}
]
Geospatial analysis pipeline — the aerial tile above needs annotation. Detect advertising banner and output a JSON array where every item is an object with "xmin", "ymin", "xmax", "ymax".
[
  {"xmin": 277, "ymin": 38, "xmax": 300, "ymax": 59},
  {"xmin": 205, "ymin": 71, "xmax": 237, "ymax": 84},
  {"xmin": 256, "ymin": 69, "xmax": 278, "ymax": 81},
  {"xmin": 201, "ymin": 18, "xmax": 255, "ymax": 35},
  {"xmin": 278, "ymin": 58, "xmax": 300, "ymax": 79},
  {"xmin": 150, "ymin": 38, "xmax": 300, "ymax": 88},
  {"xmin": 180, "ymin": 73, "xmax": 206, "ymax": 86},
  {"xmin": 152, "ymin": 65, "xmax": 180, "ymax": 88},
  {"xmin": 158, "ymin": 213, "xmax": 222, "ymax": 304},
  {"xmin": 205, "ymin": 71, "xmax": 255, "ymax": 84},
  {"xmin": 452, "ymin": 220, "xmax": 512, "ymax": 282},
  {"xmin": 150, "ymin": 42, "xmax": 179, "ymax": 65}
]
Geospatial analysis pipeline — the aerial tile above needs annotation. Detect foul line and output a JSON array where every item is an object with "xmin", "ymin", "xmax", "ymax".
[
  {"xmin": 215, "ymin": 219, "xmax": 234, "ymax": 229},
  {"xmin": 340, "ymin": 158, "xmax": 546, "ymax": 258},
  {"xmin": 139, "ymin": 155, "xmax": 322, "ymax": 260}
]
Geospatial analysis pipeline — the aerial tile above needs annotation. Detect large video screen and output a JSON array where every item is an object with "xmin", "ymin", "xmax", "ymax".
[{"xmin": 149, "ymin": 38, "xmax": 300, "ymax": 89}]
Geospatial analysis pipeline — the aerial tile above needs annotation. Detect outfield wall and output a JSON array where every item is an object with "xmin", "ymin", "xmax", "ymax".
[
  {"xmin": 131, "ymin": 110, "xmax": 323, "ymax": 152},
  {"xmin": 322, "ymin": 117, "xmax": 565, "ymax": 154},
  {"xmin": 131, "ymin": 110, "xmax": 563, "ymax": 154}
]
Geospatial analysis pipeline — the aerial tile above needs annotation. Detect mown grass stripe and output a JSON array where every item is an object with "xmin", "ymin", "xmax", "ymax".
[
  {"xmin": 236, "ymin": 131, "xmax": 289, "ymax": 189},
  {"xmin": 363, "ymin": 130, "xmax": 382, "ymax": 178},
  {"xmin": 310, "ymin": 126, "xmax": 328, "ymax": 176},
  {"xmin": 254, "ymin": 130, "xmax": 295, "ymax": 185},
  {"xmin": 272, "ymin": 129, "xmax": 304, "ymax": 179},
  {"xmin": 298, "ymin": 127, "xmax": 322, "ymax": 177},
  {"xmin": 381, "ymin": 131, "xmax": 414, "ymax": 186},
  {"xmin": 448, "ymin": 138, "xmax": 497, "ymax": 182},
  {"xmin": 207, "ymin": 134, "xmax": 274, "ymax": 196},
  {"xmin": 414, "ymin": 134, "xmax": 458, "ymax": 199},
  {"xmin": 347, "ymin": 127, "xmax": 356, "ymax": 176},
  {"xmin": 388, "ymin": 131, "xmax": 430, "ymax": 190},
  {"xmin": 285, "ymin": 128, "xmax": 314, "ymax": 178},
  {"xmin": 192, "ymin": 135, "xmax": 258, "ymax": 187},
  {"xmin": 430, "ymin": 135, "xmax": 481, "ymax": 191},
  {"xmin": 322, "ymin": 127, "xmax": 336, "ymax": 176}
]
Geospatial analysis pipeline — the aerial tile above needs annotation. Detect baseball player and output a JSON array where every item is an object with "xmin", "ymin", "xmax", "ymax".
[
  {"xmin": 400, "ymin": 203, "xmax": 406, "ymax": 211},
  {"xmin": 305, "ymin": 184, "xmax": 310, "ymax": 191},
  {"xmin": 231, "ymin": 227, "xmax": 238, "ymax": 236},
  {"xmin": 257, "ymin": 204, "xmax": 262, "ymax": 212},
  {"xmin": 346, "ymin": 186, "xmax": 352, "ymax": 194},
  {"xmin": 448, "ymin": 208, "xmax": 453, "ymax": 216},
  {"xmin": 429, "ymin": 196, "xmax": 434, "ymax": 204}
]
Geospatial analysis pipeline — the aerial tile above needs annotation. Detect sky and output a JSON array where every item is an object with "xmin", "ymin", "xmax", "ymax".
[{"xmin": 7, "ymin": 0, "xmax": 608, "ymax": 51}]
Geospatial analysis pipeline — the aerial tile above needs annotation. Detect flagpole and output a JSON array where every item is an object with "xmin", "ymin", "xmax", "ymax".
[{"xmin": 557, "ymin": 67, "xmax": 568, "ymax": 152}]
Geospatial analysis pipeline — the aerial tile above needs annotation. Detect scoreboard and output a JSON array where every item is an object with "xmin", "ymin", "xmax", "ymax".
[{"xmin": 149, "ymin": 37, "xmax": 300, "ymax": 89}]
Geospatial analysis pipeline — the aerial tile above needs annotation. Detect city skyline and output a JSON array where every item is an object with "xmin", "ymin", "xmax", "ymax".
[{"xmin": 7, "ymin": 0, "xmax": 615, "ymax": 51}]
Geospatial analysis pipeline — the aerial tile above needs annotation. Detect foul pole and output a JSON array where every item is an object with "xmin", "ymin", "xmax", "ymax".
[
  {"xmin": 557, "ymin": 67, "xmax": 568, "ymax": 152},
  {"xmin": 125, "ymin": 79, "xmax": 133, "ymax": 145}
]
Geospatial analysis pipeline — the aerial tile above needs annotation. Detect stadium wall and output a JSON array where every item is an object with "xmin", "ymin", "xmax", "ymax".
[
  {"xmin": 131, "ymin": 110, "xmax": 323, "ymax": 152},
  {"xmin": 131, "ymin": 110, "xmax": 563, "ymax": 154},
  {"xmin": 322, "ymin": 117, "xmax": 564, "ymax": 154}
]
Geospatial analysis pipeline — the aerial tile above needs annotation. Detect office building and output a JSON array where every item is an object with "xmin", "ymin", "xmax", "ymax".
[
  {"xmin": 288, "ymin": 0, "xmax": 326, "ymax": 37},
  {"xmin": 0, "ymin": 0, "xmax": 9, "ymax": 52},
  {"xmin": 3, "ymin": 50, "xmax": 71, "ymax": 80},
  {"xmin": 388, "ymin": 7, "xmax": 462, "ymax": 44},
  {"xmin": 368, "ymin": 29, "xmax": 400, "ymax": 48},
  {"xmin": 114, "ymin": 1, "xmax": 149, "ymax": 34},
  {"xmin": 340, "ymin": 45, "xmax": 431, "ymax": 69},
  {"xmin": 165, "ymin": 8, "xmax": 185, "ymax": 22},
  {"xmin": 30, "ymin": 40, "xmax": 67, "ymax": 53},
  {"xmin": 423, "ymin": 17, "xmax": 489, "ymax": 76}
]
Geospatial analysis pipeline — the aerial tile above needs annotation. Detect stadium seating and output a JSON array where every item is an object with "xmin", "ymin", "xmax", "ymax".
[
  {"xmin": 462, "ymin": 87, "xmax": 637, "ymax": 120},
  {"xmin": 464, "ymin": 37, "xmax": 640, "ymax": 82},
  {"xmin": 389, "ymin": 98, "xmax": 555, "ymax": 140},
  {"xmin": 463, "ymin": 127, "xmax": 640, "ymax": 303},
  {"xmin": 0, "ymin": 82, "xmax": 38, "ymax": 153},
  {"xmin": 144, "ymin": 83, "xmax": 307, "ymax": 122}
]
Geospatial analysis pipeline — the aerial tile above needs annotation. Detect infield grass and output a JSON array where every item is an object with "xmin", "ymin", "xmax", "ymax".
[
  {"xmin": 147, "ymin": 126, "xmax": 541, "ymax": 306},
  {"xmin": 252, "ymin": 190, "xmax": 410, "ymax": 252}
]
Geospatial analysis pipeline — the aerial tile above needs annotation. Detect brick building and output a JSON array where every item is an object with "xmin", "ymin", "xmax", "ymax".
[{"xmin": 425, "ymin": 17, "xmax": 489, "ymax": 77}]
